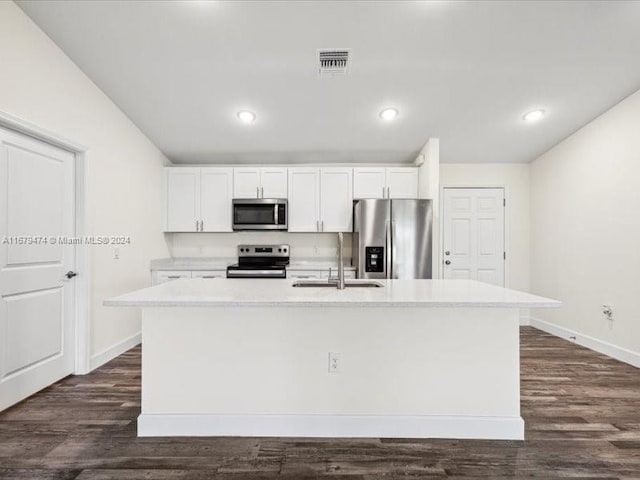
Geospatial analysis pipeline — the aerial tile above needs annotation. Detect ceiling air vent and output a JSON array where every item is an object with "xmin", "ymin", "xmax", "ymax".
[{"xmin": 317, "ymin": 49, "xmax": 350, "ymax": 77}]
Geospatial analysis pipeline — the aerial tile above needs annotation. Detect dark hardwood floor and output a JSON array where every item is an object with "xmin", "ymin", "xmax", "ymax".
[{"xmin": 1, "ymin": 327, "xmax": 639, "ymax": 479}]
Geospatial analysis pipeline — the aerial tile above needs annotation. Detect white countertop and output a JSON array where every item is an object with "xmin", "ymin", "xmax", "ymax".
[
  {"xmin": 150, "ymin": 257, "xmax": 356, "ymax": 271},
  {"xmin": 104, "ymin": 278, "xmax": 560, "ymax": 309}
]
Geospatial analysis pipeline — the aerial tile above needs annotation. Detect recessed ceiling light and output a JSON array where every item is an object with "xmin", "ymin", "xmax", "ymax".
[
  {"xmin": 237, "ymin": 110, "xmax": 256, "ymax": 124},
  {"xmin": 379, "ymin": 108, "xmax": 399, "ymax": 121},
  {"xmin": 522, "ymin": 109, "xmax": 545, "ymax": 122}
]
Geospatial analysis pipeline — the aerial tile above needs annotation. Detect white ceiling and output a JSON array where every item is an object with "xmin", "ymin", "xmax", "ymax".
[{"xmin": 16, "ymin": 0, "xmax": 640, "ymax": 164}]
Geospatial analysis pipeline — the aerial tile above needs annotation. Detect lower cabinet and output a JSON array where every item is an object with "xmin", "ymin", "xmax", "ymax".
[
  {"xmin": 152, "ymin": 270, "xmax": 226, "ymax": 285},
  {"xmin": 288, "ymin": 269, "xmax": 356, "ymax": 280},
  {"xmin": 154, "ymin": 268, "xmax": 356, "ymax": 284}
]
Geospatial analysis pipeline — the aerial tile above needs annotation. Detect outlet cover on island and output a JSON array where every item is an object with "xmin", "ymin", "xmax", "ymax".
[{"xmin": 328, "ymin": 352, "xmax": 342, "ymax": 373}]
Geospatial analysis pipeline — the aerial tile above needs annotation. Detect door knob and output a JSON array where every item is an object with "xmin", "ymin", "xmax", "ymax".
[
  {"xmin": 444, "ymin": 260, "xmax": 451, "ymax": 265},
  {"xmin": 65, "ymin": 271, "xmax": 78, "ymax": 279},
  {"xmin": 445, "ymin": 251, "xmax": 450, "ymax": 256}
]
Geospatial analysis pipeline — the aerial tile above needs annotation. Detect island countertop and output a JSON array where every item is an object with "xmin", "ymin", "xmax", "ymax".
[{"xmin": 104, "ymin": 278, "xmax": 560, "ymax": 309}]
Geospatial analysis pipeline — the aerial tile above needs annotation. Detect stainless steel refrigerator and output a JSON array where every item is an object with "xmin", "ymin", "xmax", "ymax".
[{"xmin": 352, "ymin": 199, "xmax": 433, "ymax": 279}]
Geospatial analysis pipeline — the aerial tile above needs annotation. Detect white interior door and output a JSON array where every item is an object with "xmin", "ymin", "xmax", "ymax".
[
  {"xmin": 442, "ymin": 188, "xmax": 505, "ymax": 286},
  {"xmin": 0, "ymin": 127, "xmax": 76, "ymax": 412}
]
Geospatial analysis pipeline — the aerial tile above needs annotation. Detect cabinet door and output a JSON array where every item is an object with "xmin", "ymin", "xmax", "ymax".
[
  {"xmin": 192, "ymin": 270, "xmax": 226, "ymax": 279},
  {"xmin": 288, "ymin": 168, "xmax": 320, "ymax": 232},
  {"xmin": 153, "ymin": 270, "xmax": 192, "ymax": 285},
  {"xmin": 353, "ymin": 167, "xmax": 386, "ymax": 199},
  {"xmin": 386, "ymin": 167, "xmax": 418, "ymax": 199},
  {"xmin": 260, "ymin": 167, "xmax": 288, "ymax": 198},
  {"xmin": 233, "ymin": 168, "xmax": 260, "ymax": 198},
  {"xmin": 201, "ymin": 168, "xmax": 233, "ymax": 232},
  {"xmin": 164, "ymin": 168, "xmax": 200, "ymax": 232},
  {"xmin": 320, "ymin": 168, "xmax": 353, "ymax": 232}
]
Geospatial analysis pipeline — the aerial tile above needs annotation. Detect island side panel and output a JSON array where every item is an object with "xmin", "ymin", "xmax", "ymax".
[{"xmin": 139, "ymin": 306, "xmax": 522, "ymax": 439}]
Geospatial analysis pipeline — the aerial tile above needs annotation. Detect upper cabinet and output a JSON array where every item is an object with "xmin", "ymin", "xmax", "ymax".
[
  {"xmin": 288, "ymin": 167, "xmax": 353, "ymax": 232},
  {"xmin": 163, "ymin": 168, "xmax": 201, "ymax": 232},
  {"xmin": 164, "ymin": 164, "xmax": 419, "ymax": 234},
  {"xmin": 320, "ymin": 168, "xmax": 353, "ymax": 232},
  {"xmin": 353, "ymin": 167, "xmax": 418, "ymax": 199},
  {"xmin": 200, "ymin": 168, "xmax": 233, "ymax": 232},
  {"xmin": 233, "ymin": 167, "xmax": 287, "ymax": 199},
  {"xmin": 352, "ymin": 167, "xmax": 386, "ymax": 199},
  {"xmin": 287, "ymin": 168, "xmax": 320, "ymax": 232},
  {"xmin": 163, "ymin": 167, "xmax": 233, "ymax": 232},
  {"xmin": 386, "ymin": 168, "xmax": 418, "ymax": 199}
]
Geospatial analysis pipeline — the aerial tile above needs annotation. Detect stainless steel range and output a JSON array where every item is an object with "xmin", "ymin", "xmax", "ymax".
[{"xmin": 226, "ymin": 244, "xmax": 289, "ymax": 279}]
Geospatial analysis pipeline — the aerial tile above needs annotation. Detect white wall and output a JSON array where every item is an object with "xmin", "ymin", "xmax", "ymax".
[
  {"xmin": 440, "ymin": 163, "xmax": 531, "ymax": 292},
  {"xmin": 0, "ymin": 2, "xmax": 170, "ymax": 366},
  {"xmin": 530, "ymin": 89, "xmax": 640, "ymax": 363}
]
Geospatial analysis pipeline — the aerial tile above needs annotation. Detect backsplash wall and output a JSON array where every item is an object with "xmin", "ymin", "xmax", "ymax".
[{"xmin": 167, "ymin": 232, "xmax": 353, "ymax": 261}]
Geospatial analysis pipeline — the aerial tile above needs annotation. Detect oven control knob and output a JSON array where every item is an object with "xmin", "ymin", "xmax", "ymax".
[{"xmin": 278, "ymin": 248, "xmax": 282, "ymax": 252}]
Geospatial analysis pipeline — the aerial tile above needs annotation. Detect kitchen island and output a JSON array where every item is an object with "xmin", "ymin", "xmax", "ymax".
[{"xmin": 105, "ymin": 279, "xmax": 559, "ymax": 440}]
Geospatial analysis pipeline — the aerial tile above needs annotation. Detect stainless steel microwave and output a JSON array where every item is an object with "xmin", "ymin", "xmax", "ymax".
[{"xmin": 232, "ymin": 199, "xmax": 288, "ymax": 231}]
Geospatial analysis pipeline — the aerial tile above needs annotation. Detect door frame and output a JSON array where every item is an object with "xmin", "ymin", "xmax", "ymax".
[
  {"xmin": 0, "ymin": 109, "xmax": 91, "ymax": 375},
  {"xmin": 439, "ymin": 185, "xmax": 509, "ymax": 288}
]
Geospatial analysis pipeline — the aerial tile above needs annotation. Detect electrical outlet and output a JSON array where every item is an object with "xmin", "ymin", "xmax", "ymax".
[
  {"xmin": 603, "ymin": 304, "xmax": 613, "ymax": 321},
  {"xmin": 328, "ymin": 352, "xmax": 342, "ymax": 373}
]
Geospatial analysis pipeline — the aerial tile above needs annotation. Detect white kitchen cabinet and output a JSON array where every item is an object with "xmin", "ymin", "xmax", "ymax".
[
  {"xmin": 234, "ymin": 167, "xmax": 288, "ymax": 199},
  {"xmin": 153, "ymin": 270, "xmax": 192, "ymax": 285},
  {"xmin": 288, "ymin": 168, "xmax": 353, "ymax": 232},
  {"xmin": 233, "ymin": 168, "xmax": 261, "ymax": 198},
  {"xmin": 320, "ymin": 168, "xmax": 353, "ymax": 232},
  {"xmin": 353, "ymin": 167, "xmax": 386, "ymax": 199},
  {"xmin": 353, "ymin": 167, "xmax": 418, "ymax": 199},
  {"xmin": 386, "ymin": 167, "xmax": 418, "ymax": 199},
  {"xmin": 260, "ymin": 167, "xmax": 288, "ymax": 198},
  {"xmin": 192, "ymin": 270, "xmax": 226, "ymax": 279},
  {"xmin": 200, "ymin": 168, "xmax": 233, "ymax": 232},
  {"xmin": 164, "ymin": 167, "xmax": 233, "ymax": 232},
  {"xmin": 288, "ymin": 168, "xmax": 320, "ymax": 232},
  {"xmin": 288, "ymin": 269, "xmax": 356, "ymax": 280},
  {"xmin": 163, "ymin": 168, "xmax": 201, "ymax": 232}
]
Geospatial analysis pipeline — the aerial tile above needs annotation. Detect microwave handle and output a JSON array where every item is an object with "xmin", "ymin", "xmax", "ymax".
[{"xmin": 274, "ymin": 203, "xmax": 279, "ymax": 225}]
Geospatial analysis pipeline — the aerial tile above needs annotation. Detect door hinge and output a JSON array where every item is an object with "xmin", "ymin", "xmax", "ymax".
[
  {"xmin": 503, "ymin": 251, "xmax": 506, "ymax": 260},
  {"xmin": 503, "ymin": 198, "xmax": 506, "ymax": 207}
]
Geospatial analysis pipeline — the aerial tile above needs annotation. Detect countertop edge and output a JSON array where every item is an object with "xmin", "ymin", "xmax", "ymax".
[{"xmin": 103, "ymin": 300, "xmax": 561, "ymax": 309}]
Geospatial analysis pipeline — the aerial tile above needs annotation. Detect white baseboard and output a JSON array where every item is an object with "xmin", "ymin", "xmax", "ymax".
[
  {"xmin": 138, "ymin": 413, "xmax": 524, "ymax": 440},
  {"xmin": 529, "ymin": 317, "xmax": 640, "ymax": 368},
  {"xmin": 519, "ymin": 315, "xmax": 531, "ymax": 326},
  {"xmin": 90, "ymin": 332, "xmax": 141, "ymax": 371}
]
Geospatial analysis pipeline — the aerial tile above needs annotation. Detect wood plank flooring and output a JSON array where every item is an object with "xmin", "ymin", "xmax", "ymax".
[{"xmin": 1, "ymin": 327, "xmax": 639, "ymax": 479}]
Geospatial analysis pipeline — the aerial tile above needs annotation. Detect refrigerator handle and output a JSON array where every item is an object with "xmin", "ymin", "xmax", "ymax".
[{"xmin": 385, "ymin": 219, "xmax": 391, "ymax": 279}]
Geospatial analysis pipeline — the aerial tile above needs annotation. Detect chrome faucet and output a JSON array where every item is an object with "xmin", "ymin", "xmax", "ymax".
[{"xmin": 337, "ymin": 232, "xmax": 345, "ymax": 290}]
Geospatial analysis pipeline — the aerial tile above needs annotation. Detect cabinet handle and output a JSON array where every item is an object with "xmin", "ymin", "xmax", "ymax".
[
  {"xmin": 387, "ymin": 187, "xmax": 390, "ymax": 198},
  {"xmin": 256, "ymin": 186, "xmax": 260, "ymax": 198},
  {"xmin": 321, "ymin": 220, "xmax": 324, "ymax": 232},
  {"xmin": 200, "ymin": 220, "xmax": 204, "ymax": 231},
  {"xmin": 195, "ymin": 220, "xmax": 199, "ymax": 231},
  {"xmin": 167, "ymin": 275, "xmax": 181, "ymax": 279},
  {"xmin": 382, "ymin": 186, "xmax": 385, "ymax": 198},
  {"xmin": 261, "ymin": 186, "xmax": 264, "ymax": 198},
  {"xmin": 316, "ymin": 220, "xmax": 319, "ymax": 232}
]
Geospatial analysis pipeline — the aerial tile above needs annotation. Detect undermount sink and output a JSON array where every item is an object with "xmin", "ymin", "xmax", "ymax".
[{"xmin": 292, "ymin": 279, "xmax": 384, "ymax": 288}]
